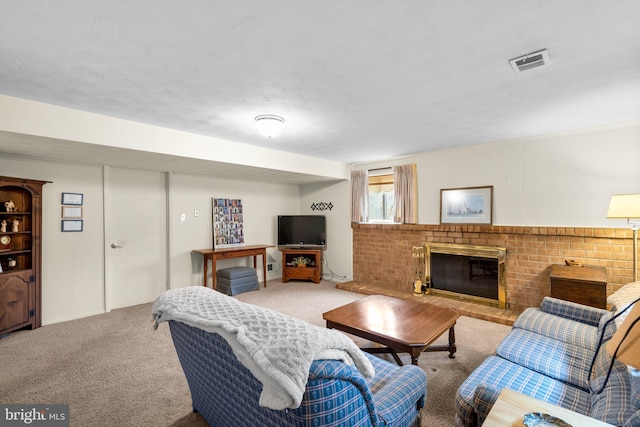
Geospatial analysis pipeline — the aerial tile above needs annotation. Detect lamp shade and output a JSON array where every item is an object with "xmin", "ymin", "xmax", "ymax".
[
  {"xmin": 606, "ymin": 302, "xmax": 640, "ymax": 369},
  {"xmin": 607, "ymin": 194, "xmax": 640, "ymax": 218},
  {"xmin": 255, "ymin": 115, "xmax": 284, "ymax": 138}
]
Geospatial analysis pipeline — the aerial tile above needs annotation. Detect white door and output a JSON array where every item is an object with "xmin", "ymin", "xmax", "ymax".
[{"xmin": 105, "ymin": 167, "xmax": 167, "ymax": 310}]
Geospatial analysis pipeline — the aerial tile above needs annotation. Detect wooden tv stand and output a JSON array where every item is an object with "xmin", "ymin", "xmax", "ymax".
[{"xmin": 279, "ymin": 247, "xmax": 323, "ymax": 283}]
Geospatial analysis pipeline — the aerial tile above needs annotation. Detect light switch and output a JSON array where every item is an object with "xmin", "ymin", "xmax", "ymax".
[
  {"xmin": 180, "ymin": 213, "xmax": 186, "ymax": 222},
  {"xmin": 194, "ymin": 209, "xmax": 200, "ymax": 217}
]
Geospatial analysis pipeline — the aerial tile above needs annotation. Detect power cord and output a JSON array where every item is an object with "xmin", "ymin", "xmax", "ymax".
[{"xmin": 321, "ymin": 252, "xmax": 350, "ymax": 283}]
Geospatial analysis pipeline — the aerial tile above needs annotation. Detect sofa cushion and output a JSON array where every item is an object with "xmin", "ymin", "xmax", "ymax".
[
  {"xmin": 590, "ymin": 316, "xmax": 629, "ymax": 382},
  {"xmin": 608, "ymin": 281, "xmax": 640, "ymax": 310},
  {"xmin": 607, "ymin": 281, "xmax": 640, "ymax": 328},
  {"xmin": 513, "ymin": 307, "xmax": 600, "ymax": 351},
  {"xmin": 216, "ymin": 275, "xmax": 259, "ymax": 287},
  {"xmin": 596, "ymin": 311, "xmax": 617, "ymax": 346},
  {"xmin": 455, "ymin": 356, "xmax": 590, "ymax": 427},
  {"xmin": 541, "ymin": 296, "xmax": 608, "ymax": 327},
  {"xmin": 631, "ymin": 371, "xmax": 640, "ymax": 410},
  {"xmin": 625, "ymin": 412, "xmax": 640, "ymax": 427},
  {"xmin": 215, "ymin": 275, "xmax": 259, "ymax": 296},
  {"xmin": 590, "ymin": 368, "xmax": 635, "ymax": 425},
  {"xmin": 216, "ymin": 266, "xmax": 258, "ymax": 279},
  {"xmin": 496, "ymin": 328, "xmax": 592, "ymax": 391},
  {"xmin": 625, "ymin": 373, "xmax": 640, "ymax": 427},
  {"xmin": 623, "ymin": 369, "xmax": 640, "ymax": 427}
]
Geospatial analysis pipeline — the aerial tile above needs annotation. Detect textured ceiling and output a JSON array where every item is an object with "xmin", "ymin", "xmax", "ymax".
[{"xmin": 0, "ymin": 1, "xmax": 639, "ymax": 182}]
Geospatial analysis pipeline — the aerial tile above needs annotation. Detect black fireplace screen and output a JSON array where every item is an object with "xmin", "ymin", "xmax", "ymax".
[{"xmin": 430, "ymin": 253, "xmax": 498, "ymax": 300}]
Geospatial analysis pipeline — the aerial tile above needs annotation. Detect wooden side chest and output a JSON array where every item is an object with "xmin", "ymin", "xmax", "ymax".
[{"xmin": 549, "ymin": 264, "xmax": 607, "ymax": 309}]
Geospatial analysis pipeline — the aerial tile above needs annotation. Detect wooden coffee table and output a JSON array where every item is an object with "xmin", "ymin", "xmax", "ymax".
[{"xmin": 323, "ymin": 294, "xmax": 460, "ymax": 366}]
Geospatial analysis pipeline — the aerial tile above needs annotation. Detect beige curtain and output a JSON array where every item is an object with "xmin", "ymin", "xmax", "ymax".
[
  {"xmin": 351, "ymin": 170, "xmax": 368, "ymax": 223},
  {"xmin": 393, "ymin": 163, "xmax": 418, "ymax": 224}
]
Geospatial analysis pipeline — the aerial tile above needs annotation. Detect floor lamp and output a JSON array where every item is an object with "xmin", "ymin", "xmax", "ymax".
[{"xmin": 607, "ymin": 194, "xmax": 640, "ymax": 282}]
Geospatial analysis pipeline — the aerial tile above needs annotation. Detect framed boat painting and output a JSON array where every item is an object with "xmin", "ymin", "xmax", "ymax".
[{"xmin": 440, "ymin": 186, "xmax": 493, "ymax": 225}]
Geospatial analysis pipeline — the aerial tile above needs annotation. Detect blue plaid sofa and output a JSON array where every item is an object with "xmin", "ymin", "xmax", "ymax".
[
  {"xmin": 167, "ymin": 320, "xmax": 427, "ymax": 427},
  {"xmin": 455, "ymin": 296, "xmax": 640, "ymax": 426}
]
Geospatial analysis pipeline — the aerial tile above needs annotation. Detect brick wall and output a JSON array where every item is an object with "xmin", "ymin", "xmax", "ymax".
[{"xmin": 352, "ymin": 223, "xmax": 635, "ymax": 312}]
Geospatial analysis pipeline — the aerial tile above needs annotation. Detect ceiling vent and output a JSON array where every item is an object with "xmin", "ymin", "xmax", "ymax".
[{"xmin": 509, "ymin": 49, "xmax": 550, "ymax": 73}]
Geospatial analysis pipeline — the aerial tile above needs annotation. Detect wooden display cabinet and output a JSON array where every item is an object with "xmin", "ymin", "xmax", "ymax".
[
  {"xmin": 280, "ymin": 248, "xmax": 323, "ymax": 284},
  {"xmin": 0, "ymin": 176, "xmax": 48, "ymax": 335}
]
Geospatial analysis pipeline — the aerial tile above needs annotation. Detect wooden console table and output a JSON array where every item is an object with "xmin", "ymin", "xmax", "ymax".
[
  {"xmin": 193, "ymin": 245, "xmax": 273, "ymax": 289},
  {"xmin": 483, "ymin": 388, "xmax": 613, "ymax": 426}
]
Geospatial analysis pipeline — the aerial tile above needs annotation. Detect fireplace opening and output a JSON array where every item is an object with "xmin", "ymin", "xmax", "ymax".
[
  {"xmin": 423, "ymin": 243, "xmax": 507, "ymax": 309},
  {"xmin": 431, "ymin": 253, "xmax": 499, "ymax": 300}
]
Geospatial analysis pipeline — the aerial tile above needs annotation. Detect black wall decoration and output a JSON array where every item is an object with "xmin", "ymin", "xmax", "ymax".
[{"xmin": 310, "ymin": 202, "xmax": 333, "ymax": 211}]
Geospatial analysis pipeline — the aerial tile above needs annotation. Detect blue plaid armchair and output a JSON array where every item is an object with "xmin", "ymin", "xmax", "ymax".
[
  {"xmin": 167, "ymin": 320, "xmax": 426, "ymax": 427},
  {"xmin": 455, "ymin": 297, "xmax": 640, "ymax": 427}
]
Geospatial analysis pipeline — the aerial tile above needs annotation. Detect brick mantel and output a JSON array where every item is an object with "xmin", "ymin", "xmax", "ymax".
[{"xmin": 352, "ymin": 223, "xmax": 635, "ymax": 312}]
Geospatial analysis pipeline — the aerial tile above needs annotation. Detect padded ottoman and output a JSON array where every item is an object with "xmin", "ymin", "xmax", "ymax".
[{"xmin": 216, "ymin": 267, "xmax": 259, "ymax": 296}]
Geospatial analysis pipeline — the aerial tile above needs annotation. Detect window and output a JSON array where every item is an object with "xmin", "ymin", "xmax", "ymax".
[
  {"xmin": 368, "ymin": 172, "xmax": 394, "ymax": 222},
  {"xmin": 351, "ymin": 164, "xmax": 415, "ymax": 224}
]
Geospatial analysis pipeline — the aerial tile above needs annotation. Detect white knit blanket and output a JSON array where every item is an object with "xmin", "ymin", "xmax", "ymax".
[{"xmin": 152, "ymin": 286, "xmax": 374, "ymax": 410}]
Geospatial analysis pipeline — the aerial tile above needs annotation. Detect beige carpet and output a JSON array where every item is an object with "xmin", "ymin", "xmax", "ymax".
[{"xmin": 0, "ymin": 280, "xmax": 510, "ymax": 426}]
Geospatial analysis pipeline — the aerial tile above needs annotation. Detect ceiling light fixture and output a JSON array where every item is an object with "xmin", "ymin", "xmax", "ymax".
[{"xmin": 255, "ymin": 115, "xmax": 285, "ymax": 138}]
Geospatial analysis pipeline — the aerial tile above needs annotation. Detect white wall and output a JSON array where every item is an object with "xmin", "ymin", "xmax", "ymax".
[
  {"xmin": 0, "ymin": 95, "xmax": 349, "ymax": 181},
  {"xmin": 0, "ymin": 157, "xmax": 105, "ymax": 324},
  {"xmin": 354, "ymin": 121, "xmax": 640, "ymax": 227},
  {"xmin": 168, "ymin": 174, "xmax": 300, "ymax": 287},
  {"xmin": 299, "ymin": 180, "xmax": 352, "ymax": 281},
  {"xmin": 2, "ymin": 121, "xmax": 638, "ymax": 325},
  {"xmin": 0, "ymin": 156, "xmax": 303, "ymax": 325}
]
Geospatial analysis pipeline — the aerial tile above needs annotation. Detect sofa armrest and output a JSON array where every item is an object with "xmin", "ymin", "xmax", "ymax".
[
  {"xmin": 373, "ymin": 364, "xmax": 427, "ymax": 424},
  {"xmin": 540, "ymin": 297, "xmax": 608, "ymax": 326},
  {"xmin": 472, "ymin": 384, "xmax": 501, "ymax": 426},
  {"xmin": 307, "ymin": 359, "xmax": 379, "ymax": 425},
  {"xmin": 308, "ymin": 355, "xmax": 426, "ymax": 427}
]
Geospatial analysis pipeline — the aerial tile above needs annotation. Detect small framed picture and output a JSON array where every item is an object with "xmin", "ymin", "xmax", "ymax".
[
  {"xmin": 61, "ymin": 192, "xmax": 83, "ymax": 206},
  {"xmin": 61, "ymin": 220, "xmax": 83, "ymax": 232},
  {"xmin": 440, "ymin": 186, "xmax": 493, "ymax": 225},
  {"xmin": 61, "ymin": 206, "xmax": 83, "ymax": 219}
]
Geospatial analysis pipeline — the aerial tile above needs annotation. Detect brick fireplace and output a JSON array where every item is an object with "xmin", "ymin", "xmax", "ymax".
[
  {"xmin": 426, "ymin": 242, "xmax": 507, "ymax": 308},
  {"xmin": 351, "ymin": 223, "xmax": 635, "ymax": 312}
]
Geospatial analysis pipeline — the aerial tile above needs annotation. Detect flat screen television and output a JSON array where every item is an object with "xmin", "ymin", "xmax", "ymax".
[{"xmin": 277, "ymin": 215, "xmax": 326, "ymax": 248}]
